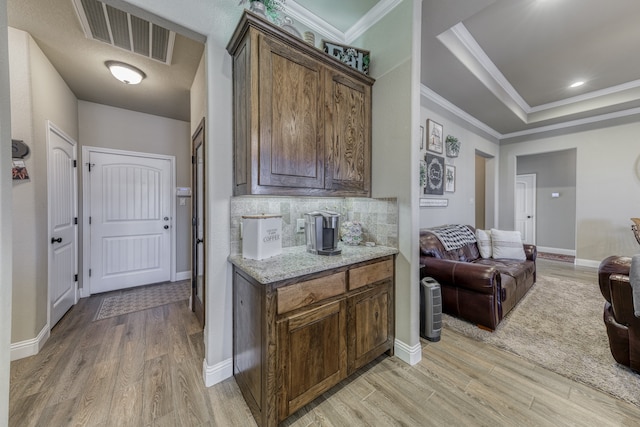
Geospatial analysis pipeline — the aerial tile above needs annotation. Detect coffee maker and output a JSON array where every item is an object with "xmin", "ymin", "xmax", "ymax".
[{"xmin": 304, "ymin": 210, "xmax": 342, "ymax": 255}]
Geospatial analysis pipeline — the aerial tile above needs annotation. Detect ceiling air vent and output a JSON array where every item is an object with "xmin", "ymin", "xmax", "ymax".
[{"xmin": 72, "ymin": 0, "xmax": 175, "ymax": 65}]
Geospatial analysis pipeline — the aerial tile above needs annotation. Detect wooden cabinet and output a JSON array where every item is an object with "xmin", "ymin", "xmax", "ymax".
[
  {"xmin": 233, "ymin": 256, "xmax": 395, "ymax": 426},
  {"xmin": 227, "ymin": 11, "xmax": 374, "ymax": 197}
]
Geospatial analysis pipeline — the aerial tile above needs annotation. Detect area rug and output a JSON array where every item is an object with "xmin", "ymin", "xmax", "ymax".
[
  {"xmin": 94, "ymin": 280, "xmax": 190, "ymax": 321},
  {"xmin": 443, "ymin": 275, "xmax": 640, "ymax": 406}
]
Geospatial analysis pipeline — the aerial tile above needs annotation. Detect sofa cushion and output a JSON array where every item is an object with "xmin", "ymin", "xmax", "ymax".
[
  {"xmin": 491, "ymin": 229, "xmax": 526, "ymax": 260},
  {"xmin": 476, "ymin": 229, "xmax": 492, "ymax": 259}
]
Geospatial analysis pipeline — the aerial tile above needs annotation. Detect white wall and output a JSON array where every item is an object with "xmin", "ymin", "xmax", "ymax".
[
  {"xmin": 78, "ymin": 101, "xmax": 192, "ymax": 275},
  {"xmin": 9, "ymin": 28, "xmax": 79, "ymax": 344},
  {"xmin": 500, "ymin": 120, "xmax": 640, "ymax": 266},
  {"xmin": 0, "ymin": 0, "xmax": 13, "ymax": 420},
  {"xmin": 419, "ymin": 101, "xmax": 500, "ymax": 229}
]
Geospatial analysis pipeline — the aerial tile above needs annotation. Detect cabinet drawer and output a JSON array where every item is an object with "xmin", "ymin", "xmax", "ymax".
[
  {"xmin": 277, "ymin": 272, "xmax": 346, "ymax": 314},
  {"xmin": 348, "ymin": 259, "xmax": 393, "ymax": 291}
]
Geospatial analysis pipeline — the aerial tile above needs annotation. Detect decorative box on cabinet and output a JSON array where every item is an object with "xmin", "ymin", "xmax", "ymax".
[
  {"xmin": 226, "ymin": 11, "xmax": 374, "ymax": 197},
  {"xmin": 232, "ymin": 256, "xmax": 395, "ymax": 427}
]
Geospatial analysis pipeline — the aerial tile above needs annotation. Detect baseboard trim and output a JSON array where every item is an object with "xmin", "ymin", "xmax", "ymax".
[
  {"xmin": 10, "ymin": 323, "xmax": 50, "ymax": 361},
  {"xmin": 176, "ymin": 271, "xmax": 192, "ymax": 281},
  {"xmin": 394, "ymin": 338, "xmax": 422, "ymax": 365},
  {"xmin": 537, "ymin": 246, "xmax": 576, "ymax": 256},
  {"xmin": 575, "ymin": 258, "xmax": 601, "ymax": 268},
  {"xmin": 203, "ymin": 357, "xmax": 233, "ymax": 387}
]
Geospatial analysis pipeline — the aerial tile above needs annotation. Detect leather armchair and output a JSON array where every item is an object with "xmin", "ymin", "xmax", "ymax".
[{"xmin": 598, "ymin": 255, "xmax": 640, "ymax": 372}]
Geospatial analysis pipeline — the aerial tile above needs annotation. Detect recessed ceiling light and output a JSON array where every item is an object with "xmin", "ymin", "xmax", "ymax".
[
  {"xmin": 569, "ymin": 81, "xmax": 585, "ymax": 88},
  {"xmin": 105, "ymin": 61, "xmax": 146, "ymax": 85}
]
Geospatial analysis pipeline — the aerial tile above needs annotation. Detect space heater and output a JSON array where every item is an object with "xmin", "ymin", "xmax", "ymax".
[{"xmin": 420, "ymin": 277, "xmax": 442, "ymax": 342}]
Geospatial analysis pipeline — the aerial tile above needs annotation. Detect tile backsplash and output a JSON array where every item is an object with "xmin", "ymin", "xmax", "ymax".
[{"xmin": 230, "ymin": 197, "xmax": 398, "ymax": 255}]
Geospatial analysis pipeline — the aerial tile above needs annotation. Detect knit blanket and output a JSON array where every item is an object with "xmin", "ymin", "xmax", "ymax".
[
  {"xmin": 631, "ymin": 254, "xmax": 640, "ymax": 317},
  {"xmin": 429, "ymin": 224, "xmax": 477, "ymax": 251}
]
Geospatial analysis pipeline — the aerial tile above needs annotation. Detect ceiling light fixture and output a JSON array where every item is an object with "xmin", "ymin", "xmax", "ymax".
[
  {"xmin": 105, "ymin": 61, "xmax": 146, "ymax": 85},
  {"xmin": 570, "ymin": 80, "xmax": 585, "ymax": 88}
]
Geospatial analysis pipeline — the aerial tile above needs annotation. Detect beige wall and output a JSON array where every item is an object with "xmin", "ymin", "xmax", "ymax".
[
  {"xmin": 355, "ymin": 0, "xmax": 420, "ymax": 362},
  {"xmin": 9, "ymin": 28, "xmax": 79, "ymax": 343},
  {"xmin": 419, "ymin": 102, "xmax": 500, "ymax": 229},
  {"xmin": 1, "ymin": 0, "xmax": 13, "ymax": 419},
  {"xmin": 500, "ymin": 121, "xmax": 640, "ymax": 266},
  {"xmin": 78, "ymin": 101, "xmax": 192, "ymax": 274},
  {"xmin": 190, "ymin": 53, "xmax": 206, "ymax": 135}
]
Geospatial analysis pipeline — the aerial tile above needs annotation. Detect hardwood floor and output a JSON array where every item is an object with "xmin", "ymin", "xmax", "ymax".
[{"xmin": 9, "ymin": 260, "xmax": 640, "ymax": 426}]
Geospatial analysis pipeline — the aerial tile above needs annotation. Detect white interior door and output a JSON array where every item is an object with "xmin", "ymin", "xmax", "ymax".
[
  {"xmin": 48, "ymin": 122, "xmax": 78, "ymax": 327},
  {"xmin": 516, "ymin": 173, "xmax": 536, "ymax": 244},
  {"xmin": 89, "ymin": 150, "xmax": 173, "ymax": 294}
]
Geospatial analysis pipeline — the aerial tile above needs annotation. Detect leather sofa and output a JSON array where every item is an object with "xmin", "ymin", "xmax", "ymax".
[
  {"xmin": 598, "ymin": 255, "xmax": 640, "ymax": 372},
  {"xmin": 419, "ymin": 226, "xmax": 537, "ymax": 330}
]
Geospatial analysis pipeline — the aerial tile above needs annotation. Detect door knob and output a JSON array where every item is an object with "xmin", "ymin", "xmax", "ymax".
[
  {"xmin": 196, "ymin": 238, "xmax": 204, "ymax": 244},
  {"xmin": 164, "ymin": 216, "xmax": 169, "ymax": 221},
  {"xmin": 527, "ymin": 215, "xmax": 533, "ymax": 219},
  {"xmin": 164, "ymin": 225, "xmax": 169, "ymax": 230},
  {"xmin": 51, "ymin": 237, "xmax": 62, "ymax": 244}
]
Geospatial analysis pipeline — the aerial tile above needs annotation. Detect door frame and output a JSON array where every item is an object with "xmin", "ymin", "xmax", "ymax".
[
  {"xmin": 191, "ymin": 118, "xmax": 205, "ymax": 327},
  {"xmin": 81, "ymin": 146, "xmax": 177, "ymax": 297},
  {"xmin": 515, "ymin": 173, "xmax": 537, "ymax": 245},
  {"xmin": 47, "ymin": 121, "xmax": 78, "ymax": 328}
]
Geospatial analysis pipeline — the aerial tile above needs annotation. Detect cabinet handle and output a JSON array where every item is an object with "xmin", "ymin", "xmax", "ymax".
[{"xmin": 51, "ymin": 237, "xmax": 62, "ymax": 244}]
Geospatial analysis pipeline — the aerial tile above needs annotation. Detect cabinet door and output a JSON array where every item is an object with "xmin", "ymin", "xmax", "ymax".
[
  {"xmin": 325, "ymin": 71, "xmax": 371, "ymax": 196},
  {"xmin": 347, "ymin": 282, "xmax": 393, "ymax": 373},
  {"xmin": 277, "ymin": 300, "xmax": 347, "ymax": 421},
  {"xmin": 258, "ymin": 35, "xmax": 325, "ymax": 190}
]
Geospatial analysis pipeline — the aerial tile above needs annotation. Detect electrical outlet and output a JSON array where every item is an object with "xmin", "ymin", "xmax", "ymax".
[{"xmin": 296, "ymin": 218, "xmax": 306, "ymax": 233}]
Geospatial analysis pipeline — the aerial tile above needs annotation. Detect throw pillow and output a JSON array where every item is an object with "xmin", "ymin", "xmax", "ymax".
[
  {"xmin": 476, "ymin": 229, "xmax": 492, "ymax": 258},
  {"xmin": 491, "ymin": 229, "xmax": 526, "ymax": 260}
]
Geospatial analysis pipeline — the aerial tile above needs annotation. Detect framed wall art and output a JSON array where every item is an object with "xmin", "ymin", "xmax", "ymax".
[
  {"xmin": 424, "ymin": 153, "xmax": 444, "ymax": 195},
  {"xmin": 445, "ymin": 164, "xmax": 456, "ymax": 193},
  {"xmin": 426, "ymin": 119, "xmax": 443, "ymax": 154}
]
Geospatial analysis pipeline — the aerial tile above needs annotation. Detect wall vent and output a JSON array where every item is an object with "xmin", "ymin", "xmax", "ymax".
[{"xmin": 72, "ymin": 0, "xmax": 175, "ymax": 65}]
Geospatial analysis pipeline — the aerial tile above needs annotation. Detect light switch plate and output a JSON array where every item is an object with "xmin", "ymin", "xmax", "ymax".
[{"xmin": 296, "ymin": 218, "xmax": 306, "ymax": 233}]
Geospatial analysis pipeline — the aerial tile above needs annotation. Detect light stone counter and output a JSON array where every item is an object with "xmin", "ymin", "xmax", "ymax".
[{"xmin": 228, "ymin": 244, "xmax": 398, "ymax": 284}]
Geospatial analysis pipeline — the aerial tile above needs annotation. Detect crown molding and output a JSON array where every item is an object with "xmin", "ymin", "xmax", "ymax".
[
  {"xmin": 285, "ymin": 0, "xmax": 345, "ymax": 42},
  {"xmin": 500, "ymin": 106, "xmax": 640, "ymax": 139},
  {"xmin": 421, "ymin": 85, "xmax": 501, "ymax": 140},
  {"xmin": 345, "ymin": 0, "xmax": 403, "ymax": 43},
  {"xmin": 422, "ymin": 84, "xmax": 640, "ymax": 141},
  {"xmin": 529, "ymin": 78, "xmax": 640, "ymax": 113}
]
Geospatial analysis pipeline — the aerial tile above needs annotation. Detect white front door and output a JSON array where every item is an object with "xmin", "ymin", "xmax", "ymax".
[
  {"xmin": 515, "ymin": 173, "xmax": 536, "ymax": 244},
  {"xmin": 88, "ymin": 150, "xmax": 173, "ymax": 294},
  {"xmin": 48, "ymin": 122, "xmax": 78, "ymax": 327}
]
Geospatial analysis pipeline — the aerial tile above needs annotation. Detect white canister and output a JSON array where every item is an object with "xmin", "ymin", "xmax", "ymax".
[{"xmin": 242, "ymin": 214, "xmax": 282, "ymax": 260}]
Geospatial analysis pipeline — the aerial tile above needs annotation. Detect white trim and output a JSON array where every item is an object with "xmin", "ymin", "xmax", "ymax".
[
  {"xmin": 285, "ymin": 0, "xmax": 403, "ymax": 46},
  {"xmin": 345, "ymin": 0, "xmax": 403, "ymax": 43},
  {"xmin": 536, "ymin": 246, "xmax": 576, "ymax": 257},
  {"xmin": 81, "ymin": 146, "xmax": 177, "ymax": 297},
  {"xmin": 394, "ymin": 339, "xmax": 422, "ymax": 365},
  {"xmin": 203, "ymin": 357, "xmax": 233, "ymax": 387},
  {"xmin": 175, "ymin": 270, "xmax": 191, "ymax": 281},
  {"xmin": 438, "ymin": 23, "xmax": 529, "ymax": 120},
  {"xmin": 10, "ymin": 324, "xmax": 50, "ymax": 361},
  {"xmin": 575, "ymin": 258, "xmax": 601, "ymax": 269},
  {"xmin": 421, "ymin": 86, "xmax": 501, "ymax": 139},
  {"xmin": 285, "ymin": 1, "xmax": 344, "ymax": 43},
  {"xmin": 422, "ymin": 82, "xmax": 640, "ymax": 141}
]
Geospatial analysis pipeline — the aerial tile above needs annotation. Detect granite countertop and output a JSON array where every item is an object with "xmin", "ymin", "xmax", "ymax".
[{"xmin": 228, "ymin": 244, "xmax": 399, "ymax": 284}]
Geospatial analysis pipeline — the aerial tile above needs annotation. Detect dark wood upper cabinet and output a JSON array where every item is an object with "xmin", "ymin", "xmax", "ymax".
[{"xmin": 227, "ymin": 11, "xmax": 374, "ymax": 197}]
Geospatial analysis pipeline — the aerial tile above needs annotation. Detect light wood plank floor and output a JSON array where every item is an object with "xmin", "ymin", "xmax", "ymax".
[{"xmin": 9, "ymin": 260, "xmax": 640, "ymax": 426}]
